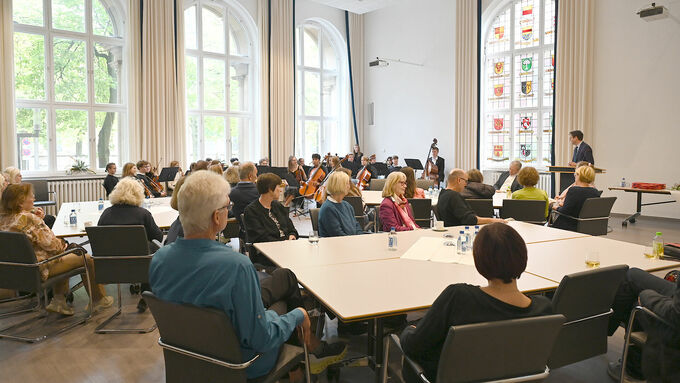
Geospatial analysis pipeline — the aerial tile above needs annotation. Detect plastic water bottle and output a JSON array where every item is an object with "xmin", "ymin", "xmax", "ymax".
[
  {"xmin": 464, "ymin": 226, "xmax": 471, "ymax": 247},
  {"xmin": 428, "ymin": 187, "xmax": 433, "ymax": 197},
  {"xmin": 69, "ymin": 209, "xmax": 77, "ymax": 226},
  {"xmin": 388, "ymin": 228, "xmax": 398, "ymax": 251},
  {"xmin": 144, "ymin": 195, "xmax": 151, "ymax": 209},
  {"xmin": 98, "ymin": 198, "xmax": 104, "ymax": 211},
  {"xmin": 457, "ymin": 230, "xmax": 466, "ymax": 255},
  {"xmin": 473, "ymin": 230, "xmax": 479, "ymax": 247},
  {"xmin": 653, "ymin": 232, "xmax": 664, "ymax": 258},
  {"xmin": 621, "ymin": 178, "xmax": 626, "ymax": 187}
]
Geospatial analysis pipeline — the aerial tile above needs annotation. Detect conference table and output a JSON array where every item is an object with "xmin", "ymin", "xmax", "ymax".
[
  {"xmin": 254, "ymin": 221, "xmax": 680, "ymax": 373},
  {"xmin": 608, "ymin": 187, "xmax": 677, "ymax": 226},
  {"xmin": 362, "ymin": 190, "xmax": 513, "ymax": 209}
]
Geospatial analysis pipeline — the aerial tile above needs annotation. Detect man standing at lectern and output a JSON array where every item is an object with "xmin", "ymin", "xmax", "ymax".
[{"xmin": 568, "ymin": 130, "xmax": 594, "ymax": 166}]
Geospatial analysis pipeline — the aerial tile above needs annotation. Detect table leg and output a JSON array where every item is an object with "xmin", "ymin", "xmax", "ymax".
[{"xmin": 623, "ymin": 192, "xmax": 643, "ymax": 226}]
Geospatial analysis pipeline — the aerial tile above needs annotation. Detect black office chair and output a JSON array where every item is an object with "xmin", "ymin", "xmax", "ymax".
[
  {"xmin": 86, "ymin": 225, "xmax": 160, "ymax": 334},
  {"xmin": 408, "ymin": 198, "xmax": 432, "ymax": 228},
  {"xmin": 547, "ymin": 265, "xmax": 628, "ymax": 369},
  {"xmin": 552, "ymin": 197, "xmax": 617, "ymax": 235},
  {"xmin": 501, "ymin": 199, "xmax": 547, "ymax": 224},
  {"xmin": 465, "ymin": 199, "xmax": 494, "ymax": 218},
  {"xmin": 24, "ymin": 180, "xmax": 56, "ymax": 209},
  {"xmin": 344, "ymin": 196, "xmax": 369, "ymax": 227},
  {"xmin": 369, "ymin": 179, "xmax": 386, "ymax": 191},
  {"xmin": 143, "ymin": 291, "xmax": 311, "ymax": 383},
  {"xmin": 381, "ymin": 314, "xmax": 566, "ymax": 383},
  {"xmin": 0, "ymin": 231, "xmax": 91, "ymax": 343}
]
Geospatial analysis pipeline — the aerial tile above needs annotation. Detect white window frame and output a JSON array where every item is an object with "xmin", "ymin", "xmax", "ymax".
[
  {"xmin": 183, "ymin": 0, "xmax": 258, "ymax": 163},
  {"xmin": 295, "ymin": 19, "xmax": 349, "ymax": 160},
  {"xmin": 13, "ymin": 0, "xmax": 127, "ymax": 175},
  {"xmin": 480, "ymin": 0, "xmax": 555, "ymax": 171}
]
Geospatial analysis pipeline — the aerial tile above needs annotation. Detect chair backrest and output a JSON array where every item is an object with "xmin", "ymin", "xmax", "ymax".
[
  {"xmin": 85, "ymin": 225, "xmax": 152, "ymax": 284},
  {"xmin": 407, "ymin": 198, "xmax": 432, "ymax": 228},
  {"xmin": 436, "ymin": 314, "xmax": 565, "ymax": 383},
  {"xmin": 344, "ymin": 196, "xmax": 365, "ymax": 218},
  {"xmin": 25, "ymin": 180, "xmax": 50, "ymax": 201},
  {"xmin": 501, "ymin": 199, "xmax": 546, "ymax": 223},
  {"xmin": 576, "ymin": 197, "xmax": 617, "ymax": 235},
  {"xmin": 0, "ymin": 231, "xmax": 42, "ymax": 292},
  {"xmin": 143, "ymin": 292, "xmax": 248, "ymax": 383},
  {"xmin": 548, "ymin": 264, "xmax": 628, "ymax": 368},
  {"xmin": 369, "ymin": 178, "xmax": 386, "ymax": 191},
  {"xmin": 465, "ymin": 199, "xmax": 494, "ymax": 218},
  {"xmin": 222, "ymin": 218, "xmax": 240, "ymax": 239},
  {"xmin": 415, "ymin": 179, "xmax": 435, "ymax": 190},
  {"xmin": 310, "ymin": 208, "xmax": 320, "ymax": 232}
]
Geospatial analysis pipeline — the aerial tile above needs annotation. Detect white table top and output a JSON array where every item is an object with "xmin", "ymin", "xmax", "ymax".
[
  {"xmin": 361, "ymin": 190, "xmax": 439, "ymax": 206},
  {"xmin": 290, "ymin": 258, "xmax": 557, "ymax": 321},
  {"xmin": 52, "ymin": 197, "xmax": 177, "ymax": 238},
  {"xmin": 525, "ymin": 236, "xmax": 680, "ymax": 283}
]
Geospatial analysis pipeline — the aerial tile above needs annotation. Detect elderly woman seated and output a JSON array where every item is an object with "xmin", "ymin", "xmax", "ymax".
[
  {"xmin": 318, "ymin": 171, "xmax": 363, "ymax": 237},
  {"xmin": 164, "ymin": 176, "xmax": 187, "ymax": 245},
  {"xmin": 399, "ymin": 223, "xmax": 553, "ymax": 383},
  {"xmin": 0, "ymin": 184, "xmax": 112, "ymax": 315},
  {"xmin": 460, "ymin": 169, "xmax": 495, "ymax": 199},
  {"xmin": 511, "ymin": 166, "xmax": 550, "ymax": 219},
  {"xmin": 379, "ymin": 171, "xmax": 419, "ymax": 232},
  {"xmin": 244, "ymin": 173, "xmax": 299, "ymax": 243}
]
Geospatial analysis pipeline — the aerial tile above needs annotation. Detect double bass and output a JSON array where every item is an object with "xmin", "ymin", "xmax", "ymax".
[{"xmin": 422, "ymin": 138, "xmax": 439, "ymax": 182}]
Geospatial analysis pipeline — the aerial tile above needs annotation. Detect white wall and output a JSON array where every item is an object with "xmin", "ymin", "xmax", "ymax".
[
  {"xmin": 295, "ymin": 0, "xmax": 347, "ymax": 36},
  {"xmin": 363, "ymin": 0, "xmax": 456, "ymax": 168},
  {"xmin": 234, "ymin": 0, "xmax": 257, "ymax": 21},
  {"xmin": 592, "ymin": 0, "xmax": 680, "ymax": 219}
]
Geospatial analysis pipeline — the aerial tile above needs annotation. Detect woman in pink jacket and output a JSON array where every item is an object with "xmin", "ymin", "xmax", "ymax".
[{"xmin": 379, "ymin": 172, "xmax": 420, "ymax": 232}]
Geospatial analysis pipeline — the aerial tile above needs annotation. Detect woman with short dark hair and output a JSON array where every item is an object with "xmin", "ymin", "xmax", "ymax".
[
  {"xmin": 244, "ymin": 173, "xmax": 299, "ymax": 244},
  {"xmin": 399, "ymin": 223, "xmax": 553, "ymax": 383},
  {"xmin": 460, "ymin": 168, "xmax": 495, "ymax": 199}
]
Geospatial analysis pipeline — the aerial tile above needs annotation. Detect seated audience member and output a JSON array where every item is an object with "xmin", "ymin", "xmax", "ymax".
[
  {"xmin": 0, "ymin": 173, "xmax": 6, "ymax": 197},
  {"xmin": 400, "ymin": 223, "xmax": 553, "ymax": 383},
  {"xmin": 208, "ymin": 164, "xmax": 223, "ymax": 176},
  {"xmin": 103, "ymin": 162, "xmax": 119, "ymax": 196},
  {"xmin": 136, "ymin": 160, "xmax": 166, "ymax": 197},
  {"xmin": 460, "ymin": 169, "xmax": 495, "ymax": 199},
  {"xmin": 259, "ymin": 157, "xmax": 270, "ymax": 167},
  {"xmin": 185, "ymin": 162, "xmax": 196, "ymax": 176},
  {"xmin": 379, "ymin": 172, "xmax": 419, "ymax": 232},
  {"xmin": 553, "ymin": 161, "xmax": 594, "ymax": 207},
  {"xmin": 493, "ymin": 160, "xmax": 522, "ymax": 193},
  {"xmin": 607, "ymin": 268, "xmax": 680, "ymax": 381},
  {"xmin": 210, "ymin": 159, "xmax": 221, "ymax": 167},
  {"xmin": 438, "ymin": 169, "xmax": 505, "ymax": 227},
  {"xmin": 511, "ymin": 166, "xmax": 549, "ymax": 219},
  {"xmin": 224, "ymin": 165, "xmax": 240, "ymax": 188},
  {"xmin": 318, "ymin": 171, "xmax": 363, "ymax": 237},
  {"xmin": 244, "ymin": 173, "xmax": 299, "ymax": 244},
  {"xmin": 339, "ymin": 168, "xmax": 362, "ymax": 197},
  {"xmin": 3, "ymin": 166, "xmax": 22, "ymax": 184},
  {"xmin": 230, "ymin": 162, "xmax": 259, "ymax": 220},
  {"xmin": 98, "ymin": 177, "xmax": 163, "ymax": 312},
  {"xmin": 230, "ymin": 157, "xmax": 239, "ymax": 165},
  {"xmin": 551, "ymin": 165, "xmax": 600, "ymax": 232},
  {"xmin": 193, "ymin": 160, "xmax": 209, "ymax": 172},
  {"xmin": 401, "ymin": 167, "xmax": 425, "ymax": 199},
  {"xmin": 388, "ymin": 155, "xmax": 401, "ymax": 173},
  {"xmin": 149, "ymin": 171, "xmax": 347, "ymax": 381},
  {"xmin": 164, "ymin": 176, "xmax": 186, "ymax": 245},
  {"xmin": 0, "ymin": 184, "xmax": 112, "ymax": 315}
]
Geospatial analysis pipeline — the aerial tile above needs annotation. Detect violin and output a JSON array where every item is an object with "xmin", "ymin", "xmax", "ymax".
[
  {"xmin": 150, "ymin": 158, "xmax": 165, "ymax": 195},
  {"xmin": 293, "ymin": 165, "xmax": 307, "ymax": 184},
  {"xmin": 422, "ymin": 138, "xmax": 440, "ymax": 182}
]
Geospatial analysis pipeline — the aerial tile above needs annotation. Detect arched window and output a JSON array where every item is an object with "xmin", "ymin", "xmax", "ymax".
[
  {"xmin": 481, "ymin": 0, "xmax": 556, "ymax": 171},
  {"xmin": 13, "ymin": 0, "xmax": 126, "ymax": 173},
  {"xmin": 295, "ymin": 20, "xmax": 349, "ymax": 160},
  {"xmin": 184, "ymin": 0, "xmax": 257, "ymax": 162}
]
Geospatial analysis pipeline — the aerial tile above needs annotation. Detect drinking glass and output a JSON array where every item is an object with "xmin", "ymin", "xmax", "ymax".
[
  {"xmin": 585, "ymin": 251, "xmax": 600, "ymax": 268},
  {"xmin": 308, "ymin": 231, "xmax": 319, "ymax": 245}
]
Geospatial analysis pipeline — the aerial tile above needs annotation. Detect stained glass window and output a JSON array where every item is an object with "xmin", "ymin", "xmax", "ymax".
[{"xmin": 481, "ymin": 0, "xmax": 556, "ymax": 171}]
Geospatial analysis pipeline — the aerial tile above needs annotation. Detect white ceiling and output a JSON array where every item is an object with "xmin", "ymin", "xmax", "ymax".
[{"xmin": 307, "ymin": 0, "xmax": 401, "ymax": 14}]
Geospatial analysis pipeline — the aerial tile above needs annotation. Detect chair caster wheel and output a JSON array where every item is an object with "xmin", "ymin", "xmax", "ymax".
[
  {"xmin": 66, "ymin": 292, "xmax": 74, "ymax": 303},
  {"xmin": 622, "ymin": 221, "xmax": 627, "ymax": 227},
  {"xmin": 129, "ymin": 284, "xmax": 141, "ymax": 295}
]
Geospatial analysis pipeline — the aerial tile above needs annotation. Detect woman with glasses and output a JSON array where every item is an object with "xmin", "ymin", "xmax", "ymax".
[{"xmin": 379, "ymin": 172, "xmax": 419, "ymax": 232}]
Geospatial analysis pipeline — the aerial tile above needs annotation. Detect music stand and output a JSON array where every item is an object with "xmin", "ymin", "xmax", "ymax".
[
  {"xmin": 158, "ymin": 167, "xmax": 180, "ymax": 182},
  {"xmin": 343, "ymin": 162, "xmax": 359, "ymax": 177},
  {"xmin": 256, "ymin": 165, "xmax": 273, "ymax": 175},
  {"xmin": 404, "ymin": 158, "xmax": 424, "ymax": 170},
  {"xmin": 373, "ymin": 162, "xmax": 389, "ymax": 176}
]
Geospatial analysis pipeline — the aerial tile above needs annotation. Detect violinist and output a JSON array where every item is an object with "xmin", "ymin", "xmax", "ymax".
[
  {"xmin": 136, "ymin": 160, "xmax": 166, "ymax": 198},
  {"xmin": 122, "ymin": 162, "xmax": 152, "ymax": 198},
  {"xmin": 356, "ymin": 156, "xmax": 375, "ymax": 191},
  {"xmin": 429, "ymin": 147, "xmax": 445, "ymax": 184}
]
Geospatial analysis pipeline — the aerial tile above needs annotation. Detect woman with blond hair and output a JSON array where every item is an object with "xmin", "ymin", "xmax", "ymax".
[
  {"xmin": 551, "ymin": 165, "xmax": 600, "ymax": 232},
  {"xmin": 379, "ymin": 172, "xmax": 419, "ymax": 232},
  {"xmin": 224, "ymin": 165, "xmax": 240, "ymax": 187},
  {"xmin": 512, "ymin": 166, "xmax": 549, "ymax": 218},
  {"xmin": 209, "ymin": 164, "xmax": 224, "ymax": 176},
  {"xmin": 0, "ymin": 183, "xmax": 112, "ymax": 315},
  {"xmin": 3, "ymin": 167, "xmax": 22, "ymax": 184},
  {"xmin": 318, "ymin": 171, "xmax": 363, "ymax": 237}
]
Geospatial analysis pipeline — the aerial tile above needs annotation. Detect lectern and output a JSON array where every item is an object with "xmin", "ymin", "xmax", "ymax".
[{"xmin": 548, "ymin": 165, "xmax": 606, "ymax": 194}]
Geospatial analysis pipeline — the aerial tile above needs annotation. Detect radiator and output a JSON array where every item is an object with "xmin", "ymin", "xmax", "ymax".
[
  {"xmin": 483, "ymin": 170, "xmax": 553, "ymax": 196},
  {"xmin": 48, "ymin": 179, "xmax": 107, "ymax": 215}
]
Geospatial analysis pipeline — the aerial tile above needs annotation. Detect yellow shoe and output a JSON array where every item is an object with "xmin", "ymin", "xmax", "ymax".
[
  {"xmin": 86, "ymin": 295, "xmax": 114, "ymax": 312},
  {"xmin": 309, "ymin": 342, "xmax": 348, "ymax": 374},
  {"xmin": 46, "ymin": 297, "xmax": 74, "ymax": 316}
]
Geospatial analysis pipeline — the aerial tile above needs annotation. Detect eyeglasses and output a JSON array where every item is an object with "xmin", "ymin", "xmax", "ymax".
[
  {"xmin": 398, "ymin": 181, "xmax": 407, "ymax": 185},
  {"xmin": 459, "ymin": 178, "xmax": 469, "ymax": 184}
]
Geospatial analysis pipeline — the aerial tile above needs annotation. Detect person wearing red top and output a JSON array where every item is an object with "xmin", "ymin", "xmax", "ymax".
[{"xmin": 379, "ymin": 172, "xmax": 419, "ymax": 232}]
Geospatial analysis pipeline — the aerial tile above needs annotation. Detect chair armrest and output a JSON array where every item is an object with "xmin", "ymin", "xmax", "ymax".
[
  {"xmin": 151, "ymin": 239, "xmax": 162, "ymax": 252},
  {"xmin": 157, "ymin": 338, "xmax": 260, "ymax": 369},
  {"xmin": 632, "ymin": 305, "xmax": 677, "ymax": 330},
  {"xmin": 36, "ymin": 247, "xmax": 85, "ymax": 266},
  {"xmin": 552, "ymin": 210, "xmax": 609, "ymax": 222},
  {"xmin": 387, "ymin": 333, "xmax": 430, "ymax": 383},
  {"xmin": 551, "ymin": 210, "xmax": 579, "ymax": 221}
]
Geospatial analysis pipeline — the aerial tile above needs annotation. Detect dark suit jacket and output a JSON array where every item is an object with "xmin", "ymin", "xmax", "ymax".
[
  {"xmin": 230, "ymin": 182, "xmax": 259, "ymax": 220},
  {"xmin": 572, "ymin": 142, "xmax": 595, "ymax": 164},
  {"xmin": 430, "ymin": 157, "xmax": 445, "ymax": 183},
  {"xmin": 493, "ymin": 171, "xmax": 522, "ymax": 192}
]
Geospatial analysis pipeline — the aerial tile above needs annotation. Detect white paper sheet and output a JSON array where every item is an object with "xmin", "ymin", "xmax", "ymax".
[{"xmin": 400, "ymin": 237, "xmax": 475, "ymax": 265}]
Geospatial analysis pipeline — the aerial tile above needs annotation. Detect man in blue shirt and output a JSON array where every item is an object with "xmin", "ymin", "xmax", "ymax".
[{"xmin": 150, "ymin": 171, "xmax": 346, "ymax": 379}]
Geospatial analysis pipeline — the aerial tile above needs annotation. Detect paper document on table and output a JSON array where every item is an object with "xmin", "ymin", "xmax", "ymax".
[{"xmin": 401, "ymin": 237, "xmax": 475, "ymax": 265}]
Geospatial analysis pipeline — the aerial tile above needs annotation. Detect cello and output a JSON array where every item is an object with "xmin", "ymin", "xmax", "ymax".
[
  {"xmin": 299, "ymin": 164, "xmax": 326, "ymax": 199},
  {"xmin": 422, "ymin": 138, "xmax": 440, "ymax": 182}
]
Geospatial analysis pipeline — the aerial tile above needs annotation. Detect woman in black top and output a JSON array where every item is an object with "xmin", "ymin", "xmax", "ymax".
[
  {"xmin": 551, "ymin": 165, "xmax": 600, "ymax": 232},
  {"xmin": 103, "ymin": 162, "xmax": 118, "ymax": 196},
  {"xmin": 399, "ymin": 223, "xmax": 553, "ymax": 383},
  {"xmin": 244, "ymin": 173, "xmax": 299, "ymax": 244}
]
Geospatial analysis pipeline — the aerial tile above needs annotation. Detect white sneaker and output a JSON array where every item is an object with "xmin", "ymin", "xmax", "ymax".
[
  {"xmin": 46, "ymin": 297, "xmax": 74, "ymax": 316},
  {"xmin": 86, "ymin": 295, "xmax": 114, "ymax": 312}
]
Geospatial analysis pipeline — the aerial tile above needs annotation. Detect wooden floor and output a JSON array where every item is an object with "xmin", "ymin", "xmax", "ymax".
[{"xmin": 1, "ymin": 213, "xmax": 678, "ymax": 382}]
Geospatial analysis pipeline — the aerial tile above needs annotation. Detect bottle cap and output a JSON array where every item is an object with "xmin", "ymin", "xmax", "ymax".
[
  {"xmin": 71, "ymin": 209, "xmax": 75, "ymax": 212},
  {"xmin": 391, "ymin": 227, "xmax": 395, "ymax": 230},
  {"xmin": 459, "ymin": 231, "xmax": 464, "ymax": 234},
  {"xmin": 656, "ymin": 232, "xmax": 662, "ymax": 236}
]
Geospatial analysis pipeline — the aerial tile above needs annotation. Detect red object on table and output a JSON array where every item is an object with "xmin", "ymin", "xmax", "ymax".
[{"xmin": 631, "ymin": 182, "xmax": 666, "ymax": 190}]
